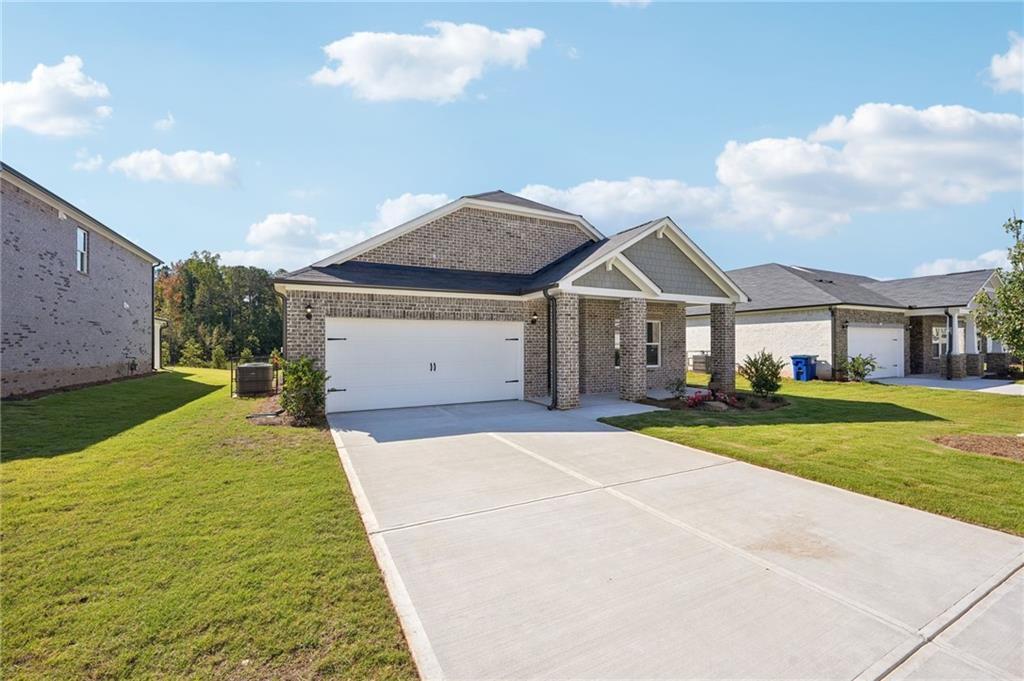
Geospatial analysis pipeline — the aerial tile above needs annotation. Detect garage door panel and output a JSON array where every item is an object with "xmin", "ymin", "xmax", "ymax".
[
  {"xmin": 848, "ymin": 326, "xmax": 904, "ymax": 379},
  {"xmin": 325, "ymin": 318, "xmax": 524, "ymax": 413}
]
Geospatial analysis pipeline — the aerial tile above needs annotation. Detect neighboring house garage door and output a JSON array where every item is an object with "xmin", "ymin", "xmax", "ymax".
[
  {"xmin": 324, "ymin": 318, "xmax": 524, "ymax": 413},
  {"xmin": 848, "ymin": 326, "xmax": 904, "ymax": 379}
]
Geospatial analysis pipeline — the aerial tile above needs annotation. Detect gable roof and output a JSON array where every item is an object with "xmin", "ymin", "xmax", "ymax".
[
  {"xmin": 1, "ymin": 162, "xmax": 161, "ymax": 265},
  {"xmin": 313, "ymin": 191, "xmax": 602, "ymax": 267},
  {"xmin": 688, "ymin": 263, "xmax": 998, "ymax": 314}
]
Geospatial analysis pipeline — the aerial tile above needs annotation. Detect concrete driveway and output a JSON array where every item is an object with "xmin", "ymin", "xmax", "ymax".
[
  {"xmin": 329, "ymin": 400, "xmax": 1024, "ymax": 680},
  {"xmin": 879, "ymin": 375, "xmax": 1024, "ymax": 396}
]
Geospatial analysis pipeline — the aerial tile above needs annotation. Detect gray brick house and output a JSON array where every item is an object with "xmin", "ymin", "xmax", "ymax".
[
  {"xmin": 1, "ymin": 164, "xmax": 161, "ymax": 398},
  {"xmin": 686, "ymin": 264, "xmax": 1008, "ymax": 380},
  {"xmin": 275, "ymin": 191, "xmax": 747, "ymax": 412}
]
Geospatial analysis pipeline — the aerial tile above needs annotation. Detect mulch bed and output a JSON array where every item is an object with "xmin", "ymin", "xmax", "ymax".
[
  {"xmin": 246, "ymin": 394, "xmax": 293, "ymax": 426},
  {"xmin": 933, "ymin": 435, "xmax": 1024, "ymax": 462},
  {"xmin": 639, "ymin": 393, "xmax": 789, "ymax": 412}
]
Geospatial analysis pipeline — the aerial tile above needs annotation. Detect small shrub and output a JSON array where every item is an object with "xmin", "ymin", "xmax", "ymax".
[
  {"xmin": 179, "ymin": 338, "xmax": 205, "ymax": 367},
  {"xmin": 738, "ymin": 349, "xmax": 786, "ymax": 398},
  {"xmin": 269, "ymin": 348, "xmax": 284, "ymax": 370},
  {"xmin": 238, "ymin": 347, "xmax": 254, "ymax": 365},
  {"xmin": 841, "ymin": 354, "xmax": 879, "ymax": 382},
  {"xmin": 666, "ymin": 378, "xmax": 688, "ymax": 398},
  {"xmin": 210, "ymin": 346, "xmax": 228, "ymax": 369},
  {"xmin": 281, "ymin": 357, "xmax": 328, "ymax": 426},
  {"xmin": 748, "ymin": 397, "xmax": 761, "ymax": 409}
]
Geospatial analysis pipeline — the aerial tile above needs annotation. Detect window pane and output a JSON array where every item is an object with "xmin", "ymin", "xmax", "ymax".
[
  {"xmin": 646, "ymin": 322, "xmax": 654, "ymax": 343},
  {"xmin": 646, "ymin": 344, "xmax": 659, "ymax": 366}
]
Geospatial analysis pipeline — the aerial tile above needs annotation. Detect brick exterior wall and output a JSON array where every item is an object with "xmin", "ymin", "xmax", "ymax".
[
  {"xmin": 578, "ymin": 298, "xmax": 618, "ymax": 394},
  {"xmin": 985, "ymin": 353, "xmax": 1009, "ymax": 376},
  {"xmin": 646, "ymin": 302, "xmax": 687, "ymax": 392},
  {"xmin": 709, "ymin": 303, "xmax": 736, "ymax": 393},
  {"xmin": 353, "ymin": 207, "xmax": 592, "ymax": 275},
  {"xmin": 965, "ymin": 354, "xmax": 982, "ymax": 376},
  {"xmin": 1, "ymin": 180, "xmax": 153, "ymax": 397},
  {"xmin": 552, "ymin": 293, "xmax": 580, "ymax": 409},
  {"xmin": 945, "ymin": 353, "xmax": 967, "ymax": 379},
  {"xmin": 284, "ymin": 289, "xmax": 550, "ymax": 399},
  {"xmin": 617, "ymin": 298, "xmax": 647, "ymax": 401}
]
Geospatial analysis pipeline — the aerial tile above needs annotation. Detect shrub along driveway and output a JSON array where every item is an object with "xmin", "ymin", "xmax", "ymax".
[
  {"xmin": 1, "ymin": 369, "xmax": 415, "ymax": 680},
  {"xmin": 330, "ymin": 399, "xmax": 1023, "ymax": 680}
]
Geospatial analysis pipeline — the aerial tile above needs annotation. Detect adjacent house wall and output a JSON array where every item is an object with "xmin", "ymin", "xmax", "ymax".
[
  {"xmin": 284, "ymin": 290, "xmax": 550, "ymax": 398},
  {"xmin": 687, "ymin": 308, "xmax": 832, "ymax": 378},
  {"xmin": 1, "ymin": 181, "xmax": 153, "ymax": 397},
  {"xmin": 353, "ymin": 207, "xmax": 592, "ymax": 275}
]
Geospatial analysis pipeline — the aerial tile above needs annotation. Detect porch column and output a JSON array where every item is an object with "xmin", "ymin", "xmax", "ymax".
[
  {"xmin": 709, "ymin": 303, "xmax": 736, "ymax": 393},
  {"xmin": 964, "ymin": 316, "xmax": 982, "ymax": 376},
  {"xmin": 552, "ymin": 292, "xmax": 580, "ymax": 409},
  {"xmin": 986, "ymin": 337, "xmax": 1009, "ymax": 376},
  {"xmin": 618, "ymin": 297, "xmax": 647, "ymax": 401},
  {"xmin": 946, "ymin": 312, "xmax": 966, "ymax": 379}
]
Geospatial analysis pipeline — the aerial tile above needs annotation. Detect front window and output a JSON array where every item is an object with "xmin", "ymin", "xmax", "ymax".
[
  {"xmin": 613, "ymin": 319, "xmax": 661, "ymax": 368},
  {"xmin": 931, "ymin": 326, "xmax": 947, "ymax": 359},
  {"xmin": 76, "ymin": 227, "xmax": 89, "ymax": 274}
]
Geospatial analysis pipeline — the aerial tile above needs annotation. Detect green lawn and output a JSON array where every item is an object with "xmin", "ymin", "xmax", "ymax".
[
  {"xmin": 604, "ymin": 375, "xmax": 1024, "ymax": 536},
  {"xmin": 1, "ymin": 368, "xmax": 415, "ymax": 680}
]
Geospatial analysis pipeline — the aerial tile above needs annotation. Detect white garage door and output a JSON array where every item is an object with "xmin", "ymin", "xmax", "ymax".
[
  {"xmin": 848, "ymin": 326, "xmax": 904, "ymax": 379},
  {"xmin": 324, "ymin": 318, "xmax": 524, "ymax": 413}
]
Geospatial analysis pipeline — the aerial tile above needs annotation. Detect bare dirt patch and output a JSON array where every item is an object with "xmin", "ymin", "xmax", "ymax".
[
  {"xmin": 247, "ymin": 394, "xmax": 293, "ymax": 426},
  {"xmin": 933, "ymin": 435, "xmax": 1024, "ymax": 462}
]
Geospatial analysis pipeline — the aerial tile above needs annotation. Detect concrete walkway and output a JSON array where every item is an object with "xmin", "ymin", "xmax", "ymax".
[
  {"xmin": 879, "ymin": 375, "xmax": 1023, "ymax": 396},
  {"xmin": 329, "ymin": 400, "xmax": 1023, "ymax": 680}
]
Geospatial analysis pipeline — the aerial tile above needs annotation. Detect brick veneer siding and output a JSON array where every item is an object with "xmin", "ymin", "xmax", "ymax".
[
  {"xmin": 1, "ymin": 181, "xmax": 154, "ymax": 397},
  {"xmin": 945, "ymin": 353, "xmax": 967, "ymax": 379},
  {"xmin": 552, "ymin": 293, "xmax": 580, "ymax": 409},
  {"xmin": 965, "ymin": 354, "xmax": 982, "ymax": 376},
  {"xmin": 284, "ymin": 290, "xmax": 549, "ymax": 398},
  {"xmin": 985, "ymin": 353, "xmax": 1009, "ymax": 376},
  {"xmin": 645, "ymin": 302, "xmax": 687, "ymax": 392},
  {"xmin": 709, "ymin": 303, "xmax": 736, "ymax": 393},
  {"xmin": 617, "ymin": 298, "xmax": 647, "ymax": 401},
  {"xmin": 831, "ymin": 308, "xmax": 908, "ymax": 378},
  {"xmin": 353, "ymin": 207, "xmax": 592, "ymax": 275},
  {"xmin": 578, "ymin": 298, "xmax": 618, "ymax": 394}
]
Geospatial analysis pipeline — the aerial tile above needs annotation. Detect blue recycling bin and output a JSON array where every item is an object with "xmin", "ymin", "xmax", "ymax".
[{"xmin": 791, "ymin": 355, "xmax": 817, "ymax": 381}]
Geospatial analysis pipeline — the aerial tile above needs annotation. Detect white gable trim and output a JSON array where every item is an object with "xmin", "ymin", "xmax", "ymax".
[
  {"xmin": 313, "ymin": 196, "xmax": 603, "ymax": 267},
  {"xmin": 560, "ymin": 217, "xmax": 748, "ymax": 303}
]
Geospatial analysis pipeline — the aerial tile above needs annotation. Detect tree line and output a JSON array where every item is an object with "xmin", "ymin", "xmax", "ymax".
[{"xmin": 155, "ymin": 252, "xmax": 283, "ymax": 367}]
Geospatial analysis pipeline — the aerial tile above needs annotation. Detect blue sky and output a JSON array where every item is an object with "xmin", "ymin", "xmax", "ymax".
[{"xmin": 3, "ymin": 2, "xmax": 1022, "ymax": 277}]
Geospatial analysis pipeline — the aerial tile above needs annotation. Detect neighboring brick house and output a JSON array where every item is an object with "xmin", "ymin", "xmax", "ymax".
[
  {"xmin": 686, "ymin": 264, "xmax": 1008, "ymax": 380},
  {"xmin": 1, "ymin": 164, "xmax": 161, "ymax": 398},
  {"xmin": 275, "ymin": 191, "xmax": 747, "ymax": 412}
]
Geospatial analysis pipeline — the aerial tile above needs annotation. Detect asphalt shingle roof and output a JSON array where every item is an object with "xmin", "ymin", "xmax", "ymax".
[
  {"xmin": 463, "ymin": 190, "xmax": 579, "ymax": 217},
  {"xmin": 863, "ymin": 269, "xmax": 996, "ymax": 308}
]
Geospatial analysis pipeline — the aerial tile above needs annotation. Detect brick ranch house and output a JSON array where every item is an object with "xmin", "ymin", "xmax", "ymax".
[
  {"xmin": 275, "ymin": 191, "xmax": 748, "ymax": 412},
  {"xmin": 686, "ymin": 264, "xmax": 1009, "ymax": 381},
  {"xmin": 1, "ymin": 163, "xmax": 163, "ymax": 398}
]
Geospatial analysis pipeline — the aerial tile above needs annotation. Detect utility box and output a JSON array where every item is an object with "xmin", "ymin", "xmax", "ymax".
[{"xmin": 791, "ymin": 355, "xmax": 818, "ymax": 381}]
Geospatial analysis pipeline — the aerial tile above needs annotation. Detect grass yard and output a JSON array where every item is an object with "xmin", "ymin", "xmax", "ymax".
[
  {"xmin": 604, "ymin": 375, "xmax": 1024, "ymax": 536},
  {"xmin": 1, "ymin": 368, "xmax": 415, "ymax": 680}
]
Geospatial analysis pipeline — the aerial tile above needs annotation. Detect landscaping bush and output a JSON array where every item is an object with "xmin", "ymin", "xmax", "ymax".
[
  {"xmin": 269, "ymin": 348, "xmax": 284, "ymax": 370},
  {"xmin": 841, "ymin": 354, "xmax": 879, "ymax": 382},
  {"xmin": 238, "ymin": 347, "xmax": 254, "ymax": 364},
  {"xmin": 666, "ymin": 378, "xmax": 688, "ymax": 398},
  {"xmin": 178, "ymin": 338, "xmax": 205, "ymax": 367},
  {"xmin": 210, "ymin": 346, "xmax": 228, "ymax": 369},
  {"xmin": 281, "ymin": 357, "xmax": 328, "ymax": 426},
  {"xmin": 738, "ymin": 349, "xmax": 786, "ymax": 397}
]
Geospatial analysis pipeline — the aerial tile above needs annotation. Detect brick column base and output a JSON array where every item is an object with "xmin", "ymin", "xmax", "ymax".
[
  {"xmin": 553, "ymin": 293, "xmax": 580, "ymax": 409},
  {"xmin": 985, "ymin": 353, "xmax": 1009, "ymax": 376},
  {"xmin": 944, "ymin": 354, "xmax": 966, "ymax": 379},
  {"xmin": 618, "ymin": 298, "xmax": 647, "ymax": 401},
  {"xmin": 709, "ymin": 303, "xmax": 736, "ymax": 393},
  {"xmin": 964, "ymin": 354, "xmax": 982, "ymax": 376}
]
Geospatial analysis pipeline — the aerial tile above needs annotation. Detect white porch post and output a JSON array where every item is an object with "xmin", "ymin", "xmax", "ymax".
[
  {"xmin": 965, "ymin": 316, "xmax": 978, "ymax": 354},
  {"xmin": 949, "ymin": 312, "xmax": 961, "ymax": 354}
]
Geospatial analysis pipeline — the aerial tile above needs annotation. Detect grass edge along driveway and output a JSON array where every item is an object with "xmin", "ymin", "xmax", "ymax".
[
  {"xmin": 603, "ymin": 376, "xmax": 1024, "ymax": 536},
  {"xmin": 1, "ymin": 368, "xmax": 416, "ymax": 680}
]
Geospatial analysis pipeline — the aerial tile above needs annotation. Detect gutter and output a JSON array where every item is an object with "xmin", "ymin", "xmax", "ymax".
[{"xmin": 542, "ymin": 287, "xmax": 557, "ymax": 410}]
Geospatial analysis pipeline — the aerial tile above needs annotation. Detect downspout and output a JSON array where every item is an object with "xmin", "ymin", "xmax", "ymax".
[
  {"xmin": 151, "ymin": 265, "xmax": 157, "ymax": 372},
  {"xmin": 944, "ymin": 308, "xmax": 953, "ymax": 380},
  {"xmin": 829, "ymin": 305, "xmax": 837, "ymax": 380},
  {"xmin": 275, "ymin": 290, "xmax": 287, "ymax": 359},
  {"xmin": 542, "ymin": 287, "xmax": 557, "ymax": 410}
]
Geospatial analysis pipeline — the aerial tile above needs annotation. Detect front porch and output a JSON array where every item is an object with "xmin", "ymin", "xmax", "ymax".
[
  {"xmin": 544, "ymin": 292, "xmax": 738, "ymax": 410},
  {"xmin": 907, "ymin": 311, "xmax": 1011, "ymax": 380}
]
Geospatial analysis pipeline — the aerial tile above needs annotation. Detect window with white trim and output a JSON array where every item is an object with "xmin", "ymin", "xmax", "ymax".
[
  {"xmin": 613, "ymin": 319, "xmax": 661, "ymax": 368},
  {"xmin": 76, "ymin": 227, "xmax": 89, "ymax": 274},
  {"xmin": 931, "ymin": 326, "xmax": 947, "ymax": 359}
]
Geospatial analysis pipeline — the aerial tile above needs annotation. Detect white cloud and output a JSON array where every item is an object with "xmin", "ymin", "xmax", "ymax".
[
  {"xmin": 220, "ymin": 193, "xmax": 450, "ymax": 271},
  {"xmin": 153, "ymin": 112, "xmax": 176, "ymax": 131},
  {"xmin": 913, "ymin": 249, "xmax": 1010, "ymax": 277},
  {"xmin": 0, "ymin": 56, "xmax": 112, "ymax": 136},
  {"xmin": 310, "ymin": 21, "xmax": 545, "ymax": 102},
  {"xmin": 566, "ymin": 46, "xmax": 581, "ymax": 60},
  {"xmin": 987, "ymin": 31, "xmax": 1024, "ymax": 93},
  {"xmin": 610, "ymin": 0, "xmax": 651, "ymax": 6},
  {"xmin": 521, "ymin": 103, "xmax": 1023, "ymax": 237},
  {"xmin": 71, "ymin": 148, "xmax": 104, "ymax": 172},
  {"xmin": 109, "ymin": 149, "xmax": 237, "ymax": 185}
]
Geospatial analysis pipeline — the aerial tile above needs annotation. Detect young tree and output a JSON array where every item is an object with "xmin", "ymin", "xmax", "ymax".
[{"xmin": 973, "ymin": 214, "xmax": 1023, "ymax": 358}]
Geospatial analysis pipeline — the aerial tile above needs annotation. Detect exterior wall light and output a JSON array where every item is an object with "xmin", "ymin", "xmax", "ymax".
[
  {"xmin": 305, "ymin": 303, "xmax": 313, "ymax": 320},
  {"xmin": 530, "ymin": 312, "xmax": 538, "ymax": 325}
]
